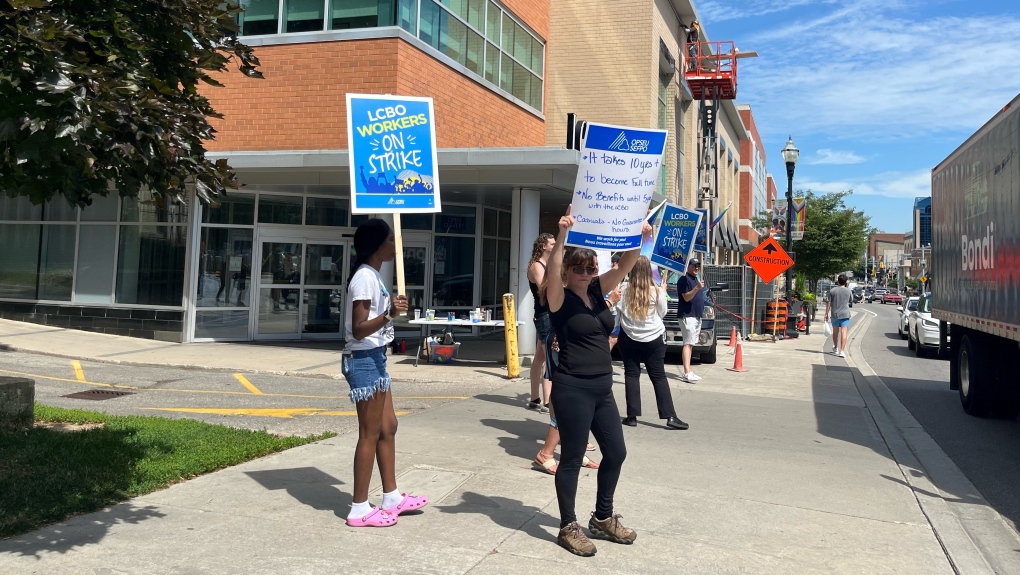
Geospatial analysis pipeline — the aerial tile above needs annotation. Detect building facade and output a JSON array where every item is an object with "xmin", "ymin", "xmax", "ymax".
[
  {"xmin": 913, "ymin": 196, "xmax": 932, "ymax": 248},
  {"xmin": 736, "ymin": 104, "xmax": 767, "ymax": 248}
]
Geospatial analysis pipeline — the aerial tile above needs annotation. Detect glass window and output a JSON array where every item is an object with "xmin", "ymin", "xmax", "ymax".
[
  {"xmin": 286, "ymin": 0, "xmax": 325, "ymax": 32},
  {"xmin": 123, "ymin": 190, "xmax": 189, "ymax": 224},
  {"xmin": 401, "ymin": 213, "xmax": 433, "ymax": 230},
  {"xmin": 500, "ymin": 11, "xmax": 513, "ymax": 49},
  {"xmin": 0, "ymin": 224, "xmax": 40, "ymax": 299},
  {"xmin": 305, "ymin": 197, "xmax": 349, "ymax": 227},
  {"xmin": 483, "ymin": 208, "xmax": 497, "ymax": 235},
  {"xmin": 38, "ymin": 225, "xmax": 76, "ymax": 301},
  {"xmin": 351, "ymin": 214, "xmax": 370, "ymax": 228},
  {"xmin": 419, "ymin": 0, "xmax": 440, "ymax": 48},
  {"xmin": 497, "ymin": 210, "xmax": 511, "ymax": 238},
  {"xmin": 44, "ymin": 198, "xmax": 77, "ymax": 222},
  {"xmin": 465, "ymin": 29, "xmax": 483, "ymax": 74},
  {"xmin": 257, "ymin": 194, "xmax": 303, "ymax": 225},
  {"xmin": 484, "ymin": 1, "xmax": 499, "ymax": 42},
  {"xmin": 240, "ymin": 0, "xmax": 280, "ymax": 35},
  {"xmin": 80, "ymin": 193, "xmax": 118, "ymax": 222},
  {"xmin": 443, "ymin": 12, "xmax": 466, "ymax": 65},
  {"xmin": 116, "ymin": 226, "xmax": 187, "ymax": 306},
  {"xmin": 203, "ymin": 193, "xmax": 255, "ymax": 225},
  {"xmin": 441, "ymin": 0, "xmax": 466, "ymax": 20},
  {"xmin": 304, "ymin": 243, "xmax": 345, "ymax": 286},
  {"xmin": 511, "ymin": 60, "xmax": 530, "ymax": 103},
  {"xmin": 499, "ymin": 52, "xmax": 512, "ymax": 92},
  {"xmin": 484, "ymin": 41, "xmax": 499, "ymax": 83},
  {"xmin": 197, "ymin": 228, "xmax": 253, "ymax": 308},
  {"xmin": 397, "ymin": 0, "xmax": 417, "ymax": 33},
  {"xmin": 432, "ymin": 235, "xmax": 474, "ymax": 306},
  {"xmin": 529, "ymin": 75, "xmax": 542, "ymax": 111},
  {"xmin": 466, "ymin": 0, "xmax": 484, "ymax": 29},
  {"xmin": 436, "ymin": 205, "xmax": 476, "ymax": 234},
  {"xmin": 74, "ymin": 225, "xmax": 117, "ymax": 303},
  {"xmin": 512, "ymin": 21, "xmax": 530, "ymax": 64},
  {"xmin": 195, "ymin": 310, "xmax": 250, "ymax": 339},
  {"xmin": 496, "ymin": 238, "xmax": 510, "ymax": 304},
  {"xmin": 330, "ymin": 0, "xmax": 383, "ymax": 30},
  {"xmin": 531, "ymin": 36, "xmax": 543, "ymax": 75},
  {"xmin": 0, "ymin": 195, "xmax": 42, "ymax": 220},
  {"xmin": 481, "ymin": 238, "xmax": 496, "ymax": 307}
]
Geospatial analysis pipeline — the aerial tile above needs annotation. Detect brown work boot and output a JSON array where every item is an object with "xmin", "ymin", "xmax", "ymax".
[
  {"xmin": 557, "ymin": 521, "xmax": 597, "ymax": 557},
  {"xmin": 588, "ymin": 512, "xmax": 637, "ymax": 544}
]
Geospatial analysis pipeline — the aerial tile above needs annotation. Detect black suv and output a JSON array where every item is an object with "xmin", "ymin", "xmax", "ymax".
[{"xmin": 662, "ymin": 279, "xmax": 718, "ymax": 364}]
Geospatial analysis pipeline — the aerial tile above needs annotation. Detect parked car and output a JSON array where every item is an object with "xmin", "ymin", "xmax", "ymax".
[
  {"xmin": 870, "ymin": 288, "xmax": 887, "ymax": 303},
  {"xmin": 882, "ymin": 292, "xmax": 903, "ymax": 305},
  {"xmin": 897, "ymin": 296, "xmax": 919, "ymax": 339},
  {"xmin": 908, "ymin": 292, "xmax": 949, "ymax": 358}
]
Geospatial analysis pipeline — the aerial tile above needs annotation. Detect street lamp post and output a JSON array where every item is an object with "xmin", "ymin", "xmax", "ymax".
[{"xmin": 781, "ymin": 137, "xmax": 799, "ymax": 298}]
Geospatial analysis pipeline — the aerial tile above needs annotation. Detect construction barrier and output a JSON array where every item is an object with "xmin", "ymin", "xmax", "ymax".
[{"xmin": 764, "ymin": 301, "xmax": 788, "ymax": 334}]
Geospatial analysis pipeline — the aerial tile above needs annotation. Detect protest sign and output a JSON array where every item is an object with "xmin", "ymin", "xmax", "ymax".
[
  {"xmin": 694, "ymin": 207, "xmax": 709, "ymax": 253},
  {"xmin": 565, "ymin": 123, "xmax": 667, "ymax": 250},
  {"xmin": 346, "ymin": 94, "xmax": 440, "ymax": 214},
  {"xmin": 650, "ymin": 204, "xmax": 703, "ymax": 275}
]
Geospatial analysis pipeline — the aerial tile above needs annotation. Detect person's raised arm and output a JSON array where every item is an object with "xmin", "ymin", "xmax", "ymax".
[
  {"xmin": 598, "ymin": 220, "xmax": 653, "ymax": 295},
  {"xmin": 546, "ymin": 206, "xmax": 573, "ymax": 313}
]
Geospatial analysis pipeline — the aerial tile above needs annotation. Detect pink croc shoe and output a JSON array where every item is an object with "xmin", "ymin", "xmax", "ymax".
[
  {"xmin": 382, "ymin": 493, "xmax": 429, "ymax": 516},
  {"xmin": 346, "ymin": 506, "xmax": 398, "ymax": 527}
]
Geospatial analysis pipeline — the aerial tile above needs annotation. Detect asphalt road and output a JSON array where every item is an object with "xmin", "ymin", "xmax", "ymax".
[{"xmin": 856, "ymin": 301, "xmax": 1020, "ymax": 533}]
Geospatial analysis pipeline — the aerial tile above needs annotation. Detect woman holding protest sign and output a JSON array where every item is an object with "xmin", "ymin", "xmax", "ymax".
[{"xmin": 544, "ymin": 205, "xmax": 651, "ymax": 557}]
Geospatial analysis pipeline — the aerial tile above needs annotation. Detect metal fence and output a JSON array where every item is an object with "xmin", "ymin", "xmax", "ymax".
[{"xmin": 703, "ymin": 265, "xmax": 783, "ymax": 337}]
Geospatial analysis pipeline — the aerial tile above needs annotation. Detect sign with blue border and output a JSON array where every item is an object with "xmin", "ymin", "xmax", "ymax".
[
  {"xmin": 650, "ymin": 203, "xmax": 703, "ymax": 275},
  {"xmin": 346, "ymin": 94, "xmax": 441, "ymax": 213},
  {"xmin": 565, "ymin": 122, "xmax": 668, "ymax": 250},
  {"xmin": 694, "ymin": 207, "xmax": 709, "ymax": 253}
]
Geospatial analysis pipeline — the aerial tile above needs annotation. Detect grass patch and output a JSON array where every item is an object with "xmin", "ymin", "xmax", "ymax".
[{"xmin": 0, "ymin": 404, "xmax": 335, "ymax": 538}]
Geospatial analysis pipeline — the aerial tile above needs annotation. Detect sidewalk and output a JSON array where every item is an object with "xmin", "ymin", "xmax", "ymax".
[{"xmin": 0, "ymin": 315, "xmax": 983, "ymax": 573}]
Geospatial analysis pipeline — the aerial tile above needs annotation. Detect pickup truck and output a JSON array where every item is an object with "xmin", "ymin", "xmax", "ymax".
[{"xmin": 661, "ymin": 279, "xmax": 721, "ymax": 364}]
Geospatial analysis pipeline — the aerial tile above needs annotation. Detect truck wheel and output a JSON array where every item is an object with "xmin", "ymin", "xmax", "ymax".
[
  {"xmin": 958, "ymin": 334, "xmax": 990, "ymax": 416},
  {"xmin": 700, "ymin": 340, "xmax": 718, "ymax": 364}
]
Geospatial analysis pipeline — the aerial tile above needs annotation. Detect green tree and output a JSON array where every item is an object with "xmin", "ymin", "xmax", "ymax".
[{"xmin": 1, "ymin": 0, "xmax": 261, "ymax": 208}]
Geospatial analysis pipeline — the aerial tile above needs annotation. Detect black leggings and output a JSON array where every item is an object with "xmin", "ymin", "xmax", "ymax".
[
  {"xmin": 550, "ymin": 377, "xmax": 627, "ymax": 528},
  {"xmin": 618, "ymin": 331, "xmax": 677, "ymax": 419}
]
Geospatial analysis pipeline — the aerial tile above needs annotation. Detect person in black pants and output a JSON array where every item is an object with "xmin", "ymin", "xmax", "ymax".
[
  {"xmin": 545, "ymin": 205, "xmax": 651, "ymax": 557},
  {"xmin": 617, "ymin": 257, "xmax": 688, "ymax": 430}
]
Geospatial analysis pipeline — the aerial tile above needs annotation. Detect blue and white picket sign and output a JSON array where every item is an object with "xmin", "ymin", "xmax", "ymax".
[
  {"xmin": 694, "ymin": 207, "xmax": 709, "ymax": 253},
  {"xmin": 650, "ymin": 203, "xmax": 703, "ymax": 275},
  {"xmin": 565, "ymin": 122, "xmax": 668, "ymax": 250},
  {"xmin": 346, "ymin": 94, "xmax": 441, "ymax": 213}
]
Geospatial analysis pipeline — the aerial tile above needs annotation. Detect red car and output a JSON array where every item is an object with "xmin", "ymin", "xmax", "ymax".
[{"xmin": 882, "ymin": 292, "xmax": 903, "ymax": 304}]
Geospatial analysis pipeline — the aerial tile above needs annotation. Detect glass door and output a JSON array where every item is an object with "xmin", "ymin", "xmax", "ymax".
[
  {"xmin": 302, "ymin": 241, "xmax": 348, "ymax": 338},
  {"xmin": 255, "ymin": 239, "xmax": 304, "ymax": 338},
  {"xmin": 393, "ymin": 235, "xmax": 431, "ymax": 326}
]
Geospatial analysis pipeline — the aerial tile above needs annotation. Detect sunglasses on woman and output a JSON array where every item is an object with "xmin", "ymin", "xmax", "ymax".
[{"xmin": 570, "ymin": 265, "xmax": 598, "ymax": 275}]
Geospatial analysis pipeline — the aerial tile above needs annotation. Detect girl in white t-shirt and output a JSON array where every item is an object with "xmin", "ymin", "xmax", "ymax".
[{"xmin": 342, "ymin": 218, "xmax": 427, "ymax": 527}]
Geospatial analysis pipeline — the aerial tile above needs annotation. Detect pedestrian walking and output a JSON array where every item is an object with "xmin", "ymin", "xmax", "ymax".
[
  {"xmin": 824, "ymin": 274, "xmax": 853, "ymax": 358},
  {"xmin": 677, "ymin": 258, "xmax": 706, "ymax": 382},
  {"xmin": 526, "ymin": 233, "xmax": 555, "ymax": 413},
  {"xmin": 342, "ymin": 218, "xmax": 427, "ymax": 527},
  {"xmin": 545, "ymin": 205, "xmax": 651, "ymax": 557},
  {"xmin": 617, "ymin": 257, "xmax": 688, "ymax": 430}
]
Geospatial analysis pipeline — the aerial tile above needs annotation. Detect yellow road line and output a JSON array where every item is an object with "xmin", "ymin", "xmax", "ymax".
[
  {"xmin": 0, "ymin": 368, "xmax": 468, "ymax": 401},
  {"xmin": 71, "ymin": 360, "xmax": 86, "ymax": 382},
  {"xmin": 143, "ymin": 407, "xmax": 409, "ymax": 418},
  {"xmin": 234, "ymin": 373, "xmax": 263, "ymax": 395}
]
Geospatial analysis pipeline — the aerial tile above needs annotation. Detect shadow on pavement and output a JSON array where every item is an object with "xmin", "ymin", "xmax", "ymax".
[
  {"xmin": 0, "ymin": 505, "xmax": 166, "ymax": 558},
  {"xmin": 437, "ymin": 491, "xmax": 558, "ymax": 542},
  {"xmin": 244, "ymin": 467, "xmax": 349, "ymax": 519},
  {"xmin": 477, "ymin": 418, "xmax": 546, "ymax": 461}
]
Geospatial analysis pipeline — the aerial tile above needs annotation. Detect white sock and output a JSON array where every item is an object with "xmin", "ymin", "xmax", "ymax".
[
  {"xmin": 382, "ymin": 489, "xmax": 403, "ymax": 509},
  {"xmin": 348, "ymin": 500, "xmax": 372, "ymax": 520}
]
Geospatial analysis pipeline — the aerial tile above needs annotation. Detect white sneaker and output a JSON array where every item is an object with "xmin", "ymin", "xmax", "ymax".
[
  {"xmin": 679, "ymin": 372, "xmax": 691, "ymax": 383},
  {"xmin": 685, "ymin": 372, "xmax": 702, "ymax": 382},
  {"xmin": 837, "ymin": 350, "xmax": 846, "ymax": 358},
  {"xmin": 830, "ymin": 343, "xmax": 837, "ymax": 354}
]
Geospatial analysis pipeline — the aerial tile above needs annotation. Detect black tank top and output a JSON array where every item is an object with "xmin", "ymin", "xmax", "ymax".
[
  {"xmin": 528, "ymin": 261, "xmax": 549, "ymax": 318},
  {"xmin": 550, "ymin": 277, "xmax": 615, "ymax": 378}
]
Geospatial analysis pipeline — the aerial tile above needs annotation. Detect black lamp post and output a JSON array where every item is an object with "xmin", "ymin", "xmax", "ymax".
[{"xmin": 781, "ymin": 137, "xmax": 799, "ymax": 298}]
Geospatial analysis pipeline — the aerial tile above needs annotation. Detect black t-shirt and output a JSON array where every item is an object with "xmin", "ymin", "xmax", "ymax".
[
  {"xmin": 528, "ymin": 261, "xmax": 548, "ymax": 318},
  {"xmin": 677, "ymin": 273, "xmax": 705, "ymax": 318},
  {"xmin": 550, "ymin": 277, "xmax": 615, "ymax": 378}
]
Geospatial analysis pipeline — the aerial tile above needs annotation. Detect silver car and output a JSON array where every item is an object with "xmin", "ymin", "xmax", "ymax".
[{"xmin": 897, "ymin": 296, "xmax": 919, "ymax": 339}]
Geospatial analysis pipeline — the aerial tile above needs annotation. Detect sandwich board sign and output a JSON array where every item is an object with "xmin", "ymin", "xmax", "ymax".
[{"xmin": 744, "ymin": 236, "xmax": 794, "ymax": 283}]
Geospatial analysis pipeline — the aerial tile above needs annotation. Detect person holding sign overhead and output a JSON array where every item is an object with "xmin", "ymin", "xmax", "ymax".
[
  {"xmin": 545, "ymin": 205, "xmax": 651, "ymax": 557},
  {"xmin": 342, "ymin": 218, "xmax": 427, "ymax": 527}
]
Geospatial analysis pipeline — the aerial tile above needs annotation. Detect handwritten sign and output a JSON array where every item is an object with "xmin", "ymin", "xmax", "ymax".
[
  {"xmin": 346, "ymin": 94, "xmax": 441, "ymax": 214},
  {"xmin": 650, "ymin": 203, "xmax": 703, "ymax": 275},
  {"xmin": 566, "ymin": 123, "xmax": 667, "ymax": 250},
  {"xmin": 694, "ymin": 207, "xmax": 708, "ymax": 253}
]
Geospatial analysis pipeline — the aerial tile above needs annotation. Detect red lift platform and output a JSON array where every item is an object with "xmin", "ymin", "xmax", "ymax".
[{"xmin": 684, "ymin": 41, "xmax": 738, "ymax": 100}]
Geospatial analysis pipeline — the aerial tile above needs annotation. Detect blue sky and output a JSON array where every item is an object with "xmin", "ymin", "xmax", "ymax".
[{"xmin": 698, "ymin": 0, "xmax": 1020, "ymax": 233}]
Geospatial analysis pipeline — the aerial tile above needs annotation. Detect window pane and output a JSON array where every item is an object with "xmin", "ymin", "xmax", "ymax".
[
  {"xmin": 116, "ymin": 225, "xmax": 187, "ymax": 306},
  {"xmin": 304, "ymin": 243, "xmax": 345, "ymax": 286},
  {"xmin": 305, "ymin": 197, "xmax": 349, "ymax": 227},
  {"xmin": 511, "ymin": 60, "xmax": 530, "ymax": 103},
  {"xmin": 39, "ymin": 225, "xmax": 76, "ymax": 301},
  {"xmin": 203, "ymin": 193, "xmax": 255, "ymax": 225},
  {"xmin": 195, "ymin": 310, "xmax": 250, "ymax": 339},
  {"xmin": 257, "ymin": 194, "xmax": 303, "ymax": 225},
  {"xmin": 123, "ymin": 190, "xmax": 189, "ymax": 224},
  {"xmin": 0, "ymin": 224, "xmax": 40, "ymax": 299},
  {"xmin": 530, "ymin": 76, "xmax": 542, "ymax": 111},
  {"xmin": 433, "ymin": 236, "xmax": 474, "ymax": 306},
  {"xmin": 499, "ymin": 52, "xmax": 512, "ymax": 92},
  {"xmin": 303, "ymin": 288, "xmax": 341, "ymax": 333},
  {"xmin": 419, "ymin": 0, "xmax": 440, "ymax": 48},
  {"xmin": 484, "ymin": 1, "xmax": 499, "ymax": 42},
  {"xmin": 44, "ymin": 199, "xmax": 77, "ymax": 222},
  {"xmin": 197, "ymin": 227, "xmax": 253, "ymax": 307},
  {"xmin": 466, "ymin": 0, "xmax": 483, "ymax": 29},
  {"xmin": 500, "ymin": 12, "xmax": 513, "ymax": 49},
  {"xmin": 351, "ymin": 214, "xmax": 370, "ymax": 228},
  {"xmin": 513, "ymin": 22, "xmax": 530, "ymax": 64},
  {"xmin": 483, "ymin": 208, "xmax": 497, "ymax": 236},
  {"xmin": 240, "ymin": 0, "xmax": 279, "ymax": 35},
  {"xmin": 484, "ymin": 41, "xmax": 499, "ymax": 83},
  {"xmin": 435, "ymin": 205, "xmax": 476, "ymax": 234},
  {"xmin": 330, "ymin": 0, "xmax": 382, "ymax": 29},
  {"xmin": 496, "ymin": 238, "xmax": 510, "ymax": 305},
  {"xmin": 442, "ymin": 11, "xmax": 466, "ymax": 65},
  {"xmin": 285, "ymin": 0, "xmax": 324, "ymax": 32},
  {"xmin": 0, "ymin": 195, "xmax": 42, "ymax": 220},
  {"xmin": 481, "ymin": 238, "xmax": 495, "ymax": 307},
  {"xmin": 400, "ymin": 213, "xmax": 433, "ymax": 230},
  {"xmin": 465, "ymin": 29, "xmax": 483, "ymax": 74},
  {"xmin": 80, "ymin": 193, "xmax": 118, "ymax": 222},
  {"xmin": 74, "ymin": 225, "xmax": 117, "ymax": 303},
  {"xmin": 531, "ymin": 36, "xmax": 543, "ymax": 75},
  {"xmin": 440, "ymin": 0, "xmax": 467, "ymax": 20},
  {"xmin": 498, "ymin": 210, "xmax": 511, "ymax": 238},
  {"xmin": 397, "ymin": 0, "xmax": 417, "ymax": 33}
]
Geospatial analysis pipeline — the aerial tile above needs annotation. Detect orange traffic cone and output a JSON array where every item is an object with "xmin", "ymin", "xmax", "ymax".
[
  {"xmin": 727, "ymin": 340, "xmax": 749, "ymax": 372},
  {"xmin": 727, "ymin": 325, "xmax": 738, "ymax": 347}
]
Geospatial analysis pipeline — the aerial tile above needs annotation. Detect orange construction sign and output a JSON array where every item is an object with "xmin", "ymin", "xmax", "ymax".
[{"xmin": 744, "ymin": 237, "xmax": 794, "ymax": 283}]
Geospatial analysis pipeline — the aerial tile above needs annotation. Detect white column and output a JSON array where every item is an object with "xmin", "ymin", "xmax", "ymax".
[{"xmin": 510, "ymin": 187, "xmax": 541, "ymax": 356}]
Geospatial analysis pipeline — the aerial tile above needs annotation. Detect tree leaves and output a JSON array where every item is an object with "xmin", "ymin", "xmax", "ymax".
[{"xmin": 0, "ymin": 0, "xmax": 260, "ymax": 208}]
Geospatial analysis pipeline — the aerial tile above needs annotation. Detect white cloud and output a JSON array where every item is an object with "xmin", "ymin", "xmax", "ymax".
[
  {"xmin": 807, "ymin": 149, "xmax": 865, "ymax": 165},
  {"xmin": 798, "ymin": 169, "xmax": 931, "ymax": 199}
]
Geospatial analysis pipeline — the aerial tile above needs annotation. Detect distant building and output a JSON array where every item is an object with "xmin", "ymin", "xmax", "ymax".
[{"xmin": 913, "ymin": 197, "xmax": 931, "ymax": 248}]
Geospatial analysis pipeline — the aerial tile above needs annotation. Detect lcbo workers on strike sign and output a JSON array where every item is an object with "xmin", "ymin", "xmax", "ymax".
[
  {"xmin": 346, "ymin": 94, "xmax": 441, "ymax": 213},
  {"xmin": 566, "ymin": 123, "xmax": 668, "ymax": 250},
  {"xmin": 650, "ymin": 203, "xmax": 703, "ymax": 275}
]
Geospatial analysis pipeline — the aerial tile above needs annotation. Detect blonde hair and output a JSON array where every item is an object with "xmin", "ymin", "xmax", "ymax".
[{"xmin": 623, "ymin": 256, "xmax": 657, "ymax": 322}]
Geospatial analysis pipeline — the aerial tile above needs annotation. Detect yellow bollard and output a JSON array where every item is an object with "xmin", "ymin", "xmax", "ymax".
[{"xmin": 502, "ymin": 293, "xmax": 520, "ymax": 378}]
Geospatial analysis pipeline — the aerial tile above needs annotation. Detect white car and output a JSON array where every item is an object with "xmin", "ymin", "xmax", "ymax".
[
  {"xmin": 897, "ymin": 296, "xmax": 919, "ymax": 339},
  {"xmin": 907, "ymin": 293, "xmax": 944, "ymax": 358}
]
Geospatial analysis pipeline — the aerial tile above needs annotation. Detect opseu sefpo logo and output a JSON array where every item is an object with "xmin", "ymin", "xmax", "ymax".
[{"xmin": 962, "ymin": 222, "xmax": 995, "ymax": 271}]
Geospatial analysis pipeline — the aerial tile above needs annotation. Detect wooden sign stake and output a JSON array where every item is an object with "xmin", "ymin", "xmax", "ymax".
[{"xmin": 393, "ymin": 215, "xmax": 406, "ymax": 312}]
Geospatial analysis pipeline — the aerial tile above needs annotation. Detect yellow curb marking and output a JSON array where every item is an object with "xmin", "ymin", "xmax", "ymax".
[
  {"xmin": 143, "ymin": 407, "xmax": 409, "ymax": 418},
  {"xmin": 71, "ymin": 360, "xmax": 86, "ymax": 382},
  {"xmin": 234, "ymin": 373, "xmax": 263, "ymax": 395}
]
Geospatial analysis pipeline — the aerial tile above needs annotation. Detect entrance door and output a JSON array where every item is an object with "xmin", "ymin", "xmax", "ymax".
[
  {"xmin": 254, "ymin": 234, "xmax": 353, "ymax": 340},
  {"xmin": 395, "ymin": 235, "xmax": 431, "ymax": 320}
]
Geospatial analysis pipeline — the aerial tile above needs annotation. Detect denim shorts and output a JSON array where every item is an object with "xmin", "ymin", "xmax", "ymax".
[
  {"xmin": 341, "ymin": 345, "xmax": 392, "ymax": 403},
  {"xmin": 535, "ymin": 312, "xmax": 552, "ymax": 342},
  {"xmin": 831, "ymin": 317, "xmax": 850, "ymax": 328}
]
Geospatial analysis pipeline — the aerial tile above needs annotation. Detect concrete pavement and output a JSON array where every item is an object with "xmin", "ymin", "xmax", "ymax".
[{"xmin": 0, "ymin": 315, "xmax": 1014, "ymax": 573}]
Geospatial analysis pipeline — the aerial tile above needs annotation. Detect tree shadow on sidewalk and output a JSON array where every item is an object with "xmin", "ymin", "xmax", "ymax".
[
  {"xmin": 0, "ymin": 504, "xmax": 166, "ymax": 558},
  {"xmin": 245, "ymin": 467, "xmax": 349, "ymax": 519}
]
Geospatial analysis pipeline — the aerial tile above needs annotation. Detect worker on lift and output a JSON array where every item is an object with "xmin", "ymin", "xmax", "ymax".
[{"xmin": 683, "ymin": 20, "xmax": 700, "ymax": 71}]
